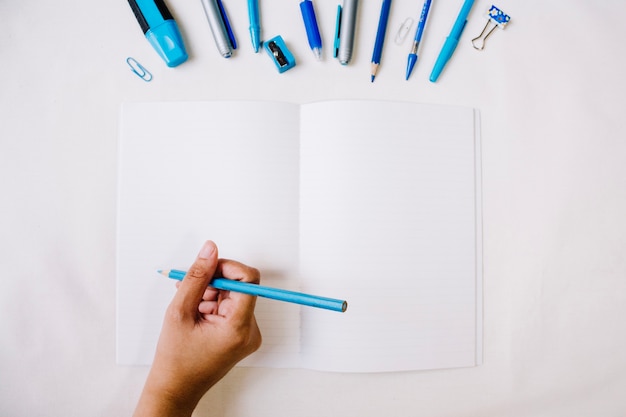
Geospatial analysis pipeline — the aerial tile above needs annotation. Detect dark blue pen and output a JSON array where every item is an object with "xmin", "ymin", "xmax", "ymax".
[
  {"xmin": 127, "ymin": 0, "xmax": 188, "ymax": 67},
  {"xmin": 200, "ymin": 0, "xmax": 237, "ymax": 58},
  {"xmin": 300, "ymin": 0, "xmax": 322, "ymax": 60},
  {"xmin": 405, "ymin": 0, "xmax": 432, "ymax": 80}
]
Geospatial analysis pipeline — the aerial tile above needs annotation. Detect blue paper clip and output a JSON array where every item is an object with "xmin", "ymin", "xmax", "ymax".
[
  {"xmin": 471, "ymin": 5, "xmax": 511, "ymax": 50},
  {"xmin": 126, "ymin": 57, "xmax": 153, "ymax": 82}
]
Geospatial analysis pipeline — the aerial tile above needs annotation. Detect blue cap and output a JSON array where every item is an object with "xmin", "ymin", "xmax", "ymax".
[{"xmin": 145, "ymin": 20, "xmax": 188, "ymax": 67}]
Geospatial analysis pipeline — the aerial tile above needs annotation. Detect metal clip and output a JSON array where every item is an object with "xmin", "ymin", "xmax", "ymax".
[
  {"xmin": 395, "ymin": 18, "xmax": 414, "ymax": 45},
  {"xmin": 471, "ymin": 5, "xmax": 511, "ymax": 50},
  {"xmin": 126, "ymin": 57, "xmax": 153, "ymax": 82}
]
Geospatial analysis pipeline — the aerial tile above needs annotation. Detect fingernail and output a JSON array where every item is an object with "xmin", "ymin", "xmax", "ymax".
[{"xmin": 198, "ymin": 241, "xmax": 216, "ymax": 260}]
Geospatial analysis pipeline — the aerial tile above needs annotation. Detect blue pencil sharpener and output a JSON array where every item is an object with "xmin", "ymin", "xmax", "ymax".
[{"xmin": 264, "ymin": 35, "xmax": 296, "ymax": 73}]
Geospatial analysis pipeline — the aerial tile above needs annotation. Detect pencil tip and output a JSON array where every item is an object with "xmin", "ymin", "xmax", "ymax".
[{"xmin": 371, "ymin": 75, "xmax": 375, "ymax": 82}]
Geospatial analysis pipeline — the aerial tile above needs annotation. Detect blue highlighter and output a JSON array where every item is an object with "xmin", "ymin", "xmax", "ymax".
[{"xmin": 127, "ymin": 0, "xmax": 188, "ymax": 67}]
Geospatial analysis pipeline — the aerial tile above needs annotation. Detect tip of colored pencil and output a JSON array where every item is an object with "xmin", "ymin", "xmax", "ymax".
[{"xmin": 370, "ymin": 62, "xmax": 379, "ymax": 83}]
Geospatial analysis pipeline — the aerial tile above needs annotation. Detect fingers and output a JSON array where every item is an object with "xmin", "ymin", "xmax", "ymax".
[
  {"xmin": 199, "ymin": 300, "xmax": 218, "ymax": 315},
  {"xmin": 175, "ymin": 282, "xmax": 219, "ymax": 302},
  {"xmin": 215, "ymin": 259, "xmax": 260, "ymax": 284},
  {"xmin": 169, "ymin": 241, "xmax": 219, "ymax": 319},
  {"xmin": 214, "ymin": 259, "xmax": 260, "ymax": 321}
]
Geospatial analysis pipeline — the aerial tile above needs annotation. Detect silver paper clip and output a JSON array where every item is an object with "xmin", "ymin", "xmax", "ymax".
[
  {"xmin": 126, "ymin": 57, "xmax": 153, "ymax": 82},
  {"xmin": 395, "ymin": 18, "xmax": 414, "ymax": 45},
  {"xmin": 471, "ymin": 5, "xmax": 511, "ymax": 50}
]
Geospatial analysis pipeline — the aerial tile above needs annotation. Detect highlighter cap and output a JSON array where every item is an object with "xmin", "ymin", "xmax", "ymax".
[{"xmin": 145, "ymin": 20, "xmax": 188, "ymax": 67}]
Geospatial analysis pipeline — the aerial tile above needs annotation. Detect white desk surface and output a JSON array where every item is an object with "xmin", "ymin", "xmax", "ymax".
[{"xmin": 2, "ymin": 1, "xmax": 625, "ymax": 416}]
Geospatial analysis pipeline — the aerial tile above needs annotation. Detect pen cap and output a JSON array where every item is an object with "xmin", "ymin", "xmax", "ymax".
[
  {"xmin": 300, "ymin": 1, "xmax": 322, "ymax": 49},
  {"xmin": 145, "ymin": 20, "xmax": 188, "ymax": 67}
]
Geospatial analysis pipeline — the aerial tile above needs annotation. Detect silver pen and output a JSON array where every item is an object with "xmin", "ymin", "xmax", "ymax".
[
  {"xmin": 337, "ymin": 0, "xmax": 359, "ymax": 65},
  {"xmin": 201, "ymin": 0, "xmax": 233, "ymax": 58}
]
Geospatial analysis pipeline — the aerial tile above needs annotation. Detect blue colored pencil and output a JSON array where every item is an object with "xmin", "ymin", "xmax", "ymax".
[
  {"xmin": 370, "ymin": 0, "xmax": 393, "ymax": 82},
  {"xmin": 159, "ymin": 269, "xmax": 348, "ymax": 313}
]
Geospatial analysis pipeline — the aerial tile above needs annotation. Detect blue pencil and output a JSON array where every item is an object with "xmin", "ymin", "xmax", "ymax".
[
  {"xmin": 370, "ymin": 0, "xmax": 393, "ymax": 82},
  {"xmin": 159, "ymin": 269, "xmax": 348, "ymax": 313}
]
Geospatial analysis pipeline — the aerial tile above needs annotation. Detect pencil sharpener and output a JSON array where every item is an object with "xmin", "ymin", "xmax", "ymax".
[{"xmin": 264, "ymin": 35, "xmax": 296, "ymax": 73}]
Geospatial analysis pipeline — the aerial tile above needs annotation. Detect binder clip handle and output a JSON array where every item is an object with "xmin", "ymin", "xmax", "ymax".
[
  {"xmin": 471, "ymin": 23, "xmax": 497, "ymax": 50},
  {"xmin": 471, "ymin": 5, "xmax": 510, "ymax": 50}
]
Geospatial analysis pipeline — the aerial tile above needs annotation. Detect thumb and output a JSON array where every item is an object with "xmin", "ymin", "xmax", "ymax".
[{"xmin": 170, "ymin": 241, "xmax": 218, "ymax": 318}]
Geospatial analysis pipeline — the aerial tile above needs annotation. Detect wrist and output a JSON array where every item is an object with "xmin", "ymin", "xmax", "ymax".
[{"xmin": 133, "ymin": 374, "xmax": 201, "ymax": 417}]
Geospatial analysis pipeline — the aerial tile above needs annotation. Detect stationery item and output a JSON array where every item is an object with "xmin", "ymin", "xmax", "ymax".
[
  {"xmin": 394, "ymin": 17, "xmax": 414, "ymax": 45},
  {"xmin": 299, "ymin": 0, "xmax": 323, "ymax": 60},
  {"xmin": 117, "ymin": 100, "xmax": 483, "ymax": 372},
  {"xmin": 370, "ymin": 0, "xmax": 393, "ymax": 82},
  {"xmin": 247, "ymin": 0, "xmax": 261, "ymax": 52},
  {"xmin": 429, "ymin": 0, "xmax": 475, "ymax": 82},
  {"xmin": 405, "ymin": 0, "xmax": 432, "ymax": 80},
  {"xmin": 471, "ymin": 5, "xmax": 510, "ymax": 50},
  {"xmin": 334, "ymin": 0, "xmax": 359, "ymax": 65},
  {"xmin": 333, "ymin": 5, "xmax": 341, "ymax": 58},
  {"xmin": 160, "ymin": 269, "xmax": 348, "ymax": 312},
  {"xmin": 264, "ymin": 35, "xmax": 296, "ymax": 73},
  {"xmin": 200, "ymin": 0, "xmax": 237, "ymax": 58},
  {"xmin": 126, "ymin": 57, "xmax": 153, "ymax": 81},
  {"xmin": 127, "ymin": 0, "xmax": 188, "ymax": 67}
]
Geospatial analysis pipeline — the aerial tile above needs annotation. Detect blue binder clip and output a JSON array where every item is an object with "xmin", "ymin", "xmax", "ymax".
[
  {"xmin": 471, "ymin": 5, "xmax": 511, "ymax": 50},
  {"xmin": 264, "ymin": 35, "xmax": 296, "ymax": 73}
]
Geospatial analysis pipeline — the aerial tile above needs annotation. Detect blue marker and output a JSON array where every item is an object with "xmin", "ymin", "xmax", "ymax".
[
  {"xmin": 160, "ymin": 269, "xmax": 348, "ymax": 312},
  {"xmin": 247, "ymin": 0, "xmax": 261, "ymax": 52},
  {"xmin": 429, "ymin": 0, "xmax": 474, "ymax": 82},
  {"xmin": 127, "ymin": 0, "xmax": 188, "ymax": 67},
  {"xmin": 299, "ymin": 0, "xmax": 322, "ymax": 60}
]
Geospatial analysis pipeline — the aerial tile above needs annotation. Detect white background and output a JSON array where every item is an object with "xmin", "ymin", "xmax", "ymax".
[{"xmin": 2, "ymin": 1, "xmax": 625, "ymax": 416}]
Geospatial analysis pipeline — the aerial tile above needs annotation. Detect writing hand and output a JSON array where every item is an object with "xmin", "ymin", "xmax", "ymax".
[{"xmin": 134, "ymin": 240, "xmax": 262, "ymax": 417}]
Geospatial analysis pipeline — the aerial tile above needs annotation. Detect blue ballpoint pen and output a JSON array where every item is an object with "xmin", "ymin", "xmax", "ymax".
[
  {"xmin": 370, "ymin": 0, "xmax": 393, "ymax": 82},
  {"xmin": 429, "ymin": 0, "xmax": 475, "ymax": 82},
  {"xmin": 405, "ymin": 0, "xmax": 432, "ymax": 80},
  {"xmin": 127, "ymin": 0, "xmax": 188, "ymax": 67},
  {"xmin": 247, "ymin": 0, "xmax": 261, "ymax": 52},
  {"xmin": 300, "ymin": 0, "xmax": 323, "ymax": 60},
  {"xmin": 159, "ymin": 269, "xmax": 348, "ymax": 312}
]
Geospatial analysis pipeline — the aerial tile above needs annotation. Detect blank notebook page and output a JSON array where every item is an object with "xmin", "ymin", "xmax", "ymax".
[
  {"xmin": 117, "ymin": 100, "xmax": 482, "ymax": 372},
  {"xmin": 298, "ymin": 101, "xmax": 482, "ymax": 372},
  {"xmin": 116, "ymin": 101, "xmax": 304, "ymax": 367}
]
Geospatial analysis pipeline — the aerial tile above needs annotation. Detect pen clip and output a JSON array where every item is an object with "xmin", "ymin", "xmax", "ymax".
[
  {"xmin": 217, "ymin": 0, "xmax": 237, "ymax": 49},
  {"xmin": 333, "ymin": 4, "xmax": 342, "ymax": 58}
]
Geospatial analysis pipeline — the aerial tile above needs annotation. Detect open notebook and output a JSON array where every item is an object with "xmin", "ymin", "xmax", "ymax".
[{"xmin": 116, "ymin": 100, "xmax": 482, "ymax": 373}]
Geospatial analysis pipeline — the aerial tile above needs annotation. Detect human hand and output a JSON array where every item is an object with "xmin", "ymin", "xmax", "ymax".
[{"xmin": 134, "ymin": 241, "xmax": 262, "ymax": 417}]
